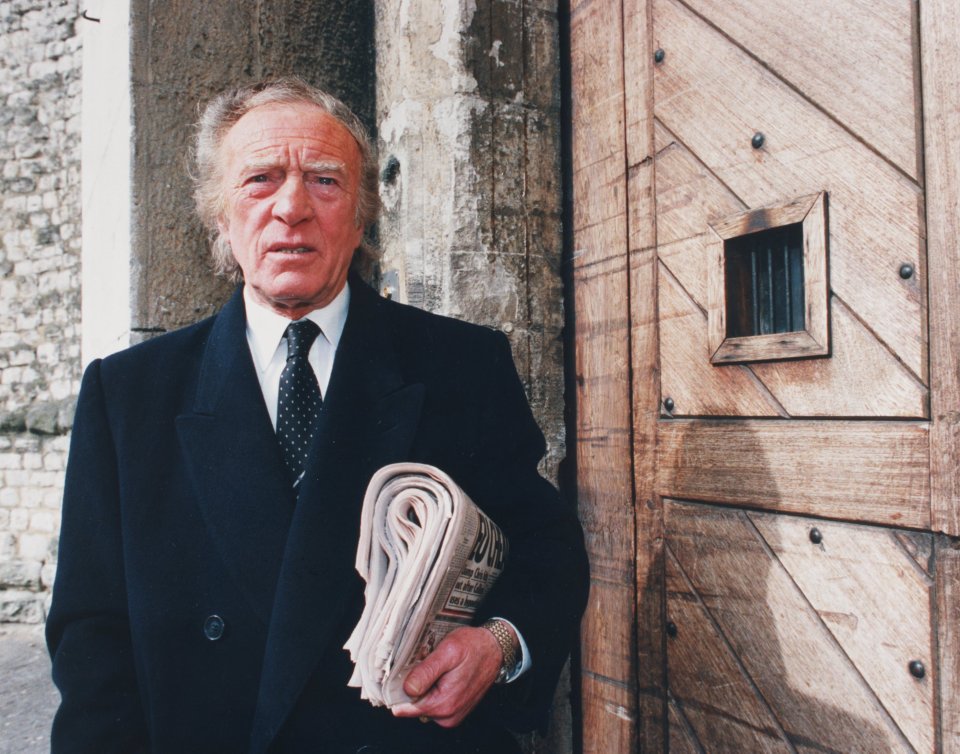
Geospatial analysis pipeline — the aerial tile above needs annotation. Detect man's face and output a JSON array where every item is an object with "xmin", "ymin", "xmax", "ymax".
[{"xmin": 217, "ymin": 102, "xmax": 364, "ymax": 318}]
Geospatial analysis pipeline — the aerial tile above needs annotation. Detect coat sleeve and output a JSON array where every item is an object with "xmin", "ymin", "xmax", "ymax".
[
  {"xmin": 466, "ymin": 331, "xmax": 590, "ymax": 731},
  {"xmin": 46, "ymin": 360, "xmax": 149, "ymax": 753}
]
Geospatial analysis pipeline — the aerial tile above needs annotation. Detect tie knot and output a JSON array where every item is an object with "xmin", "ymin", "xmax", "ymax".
[{"xmin": 284, "ymin": 319, "xmax": 321, "ymax": 360}]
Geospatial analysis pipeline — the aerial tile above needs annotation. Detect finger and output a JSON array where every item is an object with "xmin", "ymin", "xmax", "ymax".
[
  {"xmin": 402, "ymin": 649, "xmax": 450, "ymax": 699},
  {"xmin": 390, "ymin": 702, "xmax": 424, "ymax": 719},
  {"xmin": 390, "ymin": 703, "xmax": 463, "ymax": 729}
]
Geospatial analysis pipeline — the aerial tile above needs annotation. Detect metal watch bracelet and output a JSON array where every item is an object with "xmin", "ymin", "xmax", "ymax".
[{"xmin": 481, "ymin": 618, "xmax": 518, "ymax": 684}]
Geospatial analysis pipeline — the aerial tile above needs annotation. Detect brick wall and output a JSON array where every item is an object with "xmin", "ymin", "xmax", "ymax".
[{"xmin": 0, "ymin": 0, "xmax": 82, "ymax": 622}]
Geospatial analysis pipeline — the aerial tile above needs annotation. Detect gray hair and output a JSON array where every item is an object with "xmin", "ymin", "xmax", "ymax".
[{"xmin": 193, "ymin": 77, "xmax": 380, "ymax": 281}]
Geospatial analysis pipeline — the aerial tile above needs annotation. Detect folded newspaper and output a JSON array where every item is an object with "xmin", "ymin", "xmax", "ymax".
[{"xmin": 344, "ymin": 462, "xmax": 508, "ymax": 707}]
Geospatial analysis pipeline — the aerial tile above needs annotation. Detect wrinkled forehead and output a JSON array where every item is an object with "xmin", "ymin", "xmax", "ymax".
[{"xmin": 220, "ymin": 102, "xmax": 361, "ymax": 173}]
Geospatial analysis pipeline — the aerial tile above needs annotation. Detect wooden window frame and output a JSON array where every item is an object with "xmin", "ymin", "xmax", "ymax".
[{"xmin": 707, "ymin": 192, "xmax": 830, "ymax": 364}]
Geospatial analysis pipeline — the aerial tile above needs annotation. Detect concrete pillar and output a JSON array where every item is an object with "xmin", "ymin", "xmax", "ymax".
[
  {"xmin": 375, "ymin": 0, "xmax": 565, "ymax": 480},
  {"xmin": 374, "ymin": 2, "xmax": 570, "ymax": 751},
  {"xmin": 81, "ymin": 0, "xmax": 131, "ymax": 362},
  {"xmin": 82, "ymin": 0, "xmax": 375, "ymax": 361}
]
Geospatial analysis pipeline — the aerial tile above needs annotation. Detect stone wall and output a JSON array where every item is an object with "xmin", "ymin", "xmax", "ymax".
[{"xmin": 0, "ymin": 0, "xmax": 82, "ymax": 622}]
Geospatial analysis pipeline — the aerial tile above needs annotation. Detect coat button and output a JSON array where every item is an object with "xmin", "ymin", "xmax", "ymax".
[
  {"xmin": 355, "ymin": 747, "xmax": 382, "ymax": 754},
  {"xmin": 203, "ymin": 614, "xmax": 225, "ymax": 641}
]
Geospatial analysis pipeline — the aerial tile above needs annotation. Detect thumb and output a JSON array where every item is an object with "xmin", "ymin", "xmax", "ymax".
[{"xmin": 403, "ymin": 654, "xmax": 443, "ymax": 699}]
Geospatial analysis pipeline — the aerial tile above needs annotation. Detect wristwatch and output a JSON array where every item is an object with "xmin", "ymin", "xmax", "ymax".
[{"xmin": 482, "ymin": 618, "xmax": 519, "ymax": 684}]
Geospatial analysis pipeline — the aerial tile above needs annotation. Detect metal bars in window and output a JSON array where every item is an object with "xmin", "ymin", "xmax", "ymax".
[{"xmin": 724, "ymin": 223, "xmax": 805, "ymax": 338}]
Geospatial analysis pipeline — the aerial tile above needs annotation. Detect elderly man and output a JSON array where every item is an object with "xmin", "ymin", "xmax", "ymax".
[{"xmin": 47, "ymin": 79, "xmax": 589, "ymax": 754}]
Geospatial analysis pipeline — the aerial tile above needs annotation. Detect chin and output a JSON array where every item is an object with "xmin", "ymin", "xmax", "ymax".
[
  {"xmin": 258, "ymin": 283, "xmax": 331, "ymax": 312},
  {"xmin": 263, "ymin": 274, "xmax": 327, "ymax": 298}
]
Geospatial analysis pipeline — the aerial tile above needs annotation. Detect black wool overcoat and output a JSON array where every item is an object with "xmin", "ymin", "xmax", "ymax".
[{"xmin": 47, "ymin": 277, "xmax": 589, "ymax": 754}]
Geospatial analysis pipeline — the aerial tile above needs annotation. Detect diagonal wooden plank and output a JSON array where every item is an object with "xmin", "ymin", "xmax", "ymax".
[
  {"xmin": 666, "ymin": 500, "xmax": 914, "ymax": 752},
  {"xmin": 654, "ymin": 120, "xmax": 746, "ymax": 255},
  {"xmin": 666, "ymin": 543, "xmax": 796, "ymax": 752},
  {"xmin": 683, "ymin": 0, "xmax": 919, "ymax": 178},
  {"xmin": 894, "ymin": 531, "xmax": 934, "ymax": 581},
  {"xmin": 749, "ymin": 296, "xmax": 928, "ymax": 418},
  {"xmin": 654, "ymin": 119, "xmax": 745, "ymax": 310},
  {"xmin": 659, "ymin": 262, "xmax": 784, "ymax": 417},
  {"xmin": 656, "ymin": 234, "xmax": 712, "ymax": 308},
  {"xmin": 653, "ymin": 0, "xmax": 925, "ymax": 379},
  {"xmin": 668, "ymin": 695, "xmax": 706, "ymax": 754},
  {"xmin": 749, "ymin": 512, "xmax": 935, "ymax": 752}
]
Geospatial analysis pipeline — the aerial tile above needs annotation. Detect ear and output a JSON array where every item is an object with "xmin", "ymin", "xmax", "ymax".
[{"xmin": 216, "ymin": 215, "xmax": 229, "ymax": 236}]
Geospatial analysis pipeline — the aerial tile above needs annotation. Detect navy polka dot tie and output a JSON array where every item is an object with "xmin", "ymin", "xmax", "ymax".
[{"xmin": 277, "ymin": 320, "xmax": 322, "ymax": 486}]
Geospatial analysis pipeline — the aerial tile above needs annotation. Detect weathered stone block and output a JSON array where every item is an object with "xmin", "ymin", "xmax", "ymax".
[
  {"xmin": 42, "ymin": 451, "xmax": 64, "ymax": 471},
  {"xmin": 0, "ymin": 488, "xmax": 18, "ymax": 508},
  {"xmin": 12, "ymin": 435, "xmax": 39, "ymax": 452},
  {"xmin": 0, "ymin": 410, "xmax": 27, "ymax": 432},
  {"xmin": 29, "ymin": 510, "xmax": 54, "ymax": 533},
  {"xmin": 18, "ymin": 532, "xmax": 49, "ymax": 561},
  {"xmin": 0, "ymin": 590, "xmax": 45, "ymax": 623},
  {"xmin": 5, "ymin": 469, "xmax": 28, "ymax": 486},
  {"xmin": 9, "ymin": 509, "xmax": 28, "ymax": 532},
  {"xmin": 0, "ymin": 533, "xmax": 15, "ymax": 558},
  {"xmin": 25, "ymin": 401, "xmax": 58, "ymax": 435},
  {"xmin": 56, "ymin": 396, "xmax": 75, "ymax": 430},
  {"xmin": 0, "ymin": 558, "xmax": 41, "ymax": 588},
  {"xmin": 4, "ymin": 176, "xmax": 36, "ymax": 193}
]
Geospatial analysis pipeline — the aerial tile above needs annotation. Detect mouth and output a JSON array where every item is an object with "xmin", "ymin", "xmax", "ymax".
[{"xmin": 269, "ymin": 246, "xmax": 314, "ymax": 255}]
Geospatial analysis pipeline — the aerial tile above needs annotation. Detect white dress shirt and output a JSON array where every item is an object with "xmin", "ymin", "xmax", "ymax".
[
  {"xmin": 243, "ymin": 283, "xmax": 350, "ymax": 429},
  {"xmin": 241, "ymin": 282, "xmax": 530, "ymax": 681}
]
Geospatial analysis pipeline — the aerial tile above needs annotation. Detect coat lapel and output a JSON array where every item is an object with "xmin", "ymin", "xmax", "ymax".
[
  {"xmin": 175, "ymin": 288, "xmax": 295, "ymax": 626},
  {"xmin": 250, "ymin": 282, "xmax": 425, "ymax": 751}
]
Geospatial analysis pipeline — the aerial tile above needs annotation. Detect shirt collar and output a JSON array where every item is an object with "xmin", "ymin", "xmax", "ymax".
[{"xmin": 242, "ymin": 283, "xmax": 351, "ymax": 374}]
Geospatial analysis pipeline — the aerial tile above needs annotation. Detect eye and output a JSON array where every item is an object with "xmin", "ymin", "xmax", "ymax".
[
  {"xmin": 311, "ymin": 175, "xmax": 337, "ymax": 186},
  {"xmin": 248, "ymin": 174, "xmax": 269, "ymax": 183}
]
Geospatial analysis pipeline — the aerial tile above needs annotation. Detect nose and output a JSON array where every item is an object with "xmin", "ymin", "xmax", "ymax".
[{"xmin": 272, "ymin": 175, "xmax": 313, "ymax": 225}]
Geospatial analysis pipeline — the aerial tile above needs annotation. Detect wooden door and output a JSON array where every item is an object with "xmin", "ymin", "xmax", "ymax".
[{"xmin": 571, "ymin": 0, "xmax": 960, "ymax": 751}]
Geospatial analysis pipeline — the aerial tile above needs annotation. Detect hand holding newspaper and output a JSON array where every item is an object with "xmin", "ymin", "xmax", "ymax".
[{"xmin": 344, "ymin": 463, "xmax": 508, "ymax": 708}]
